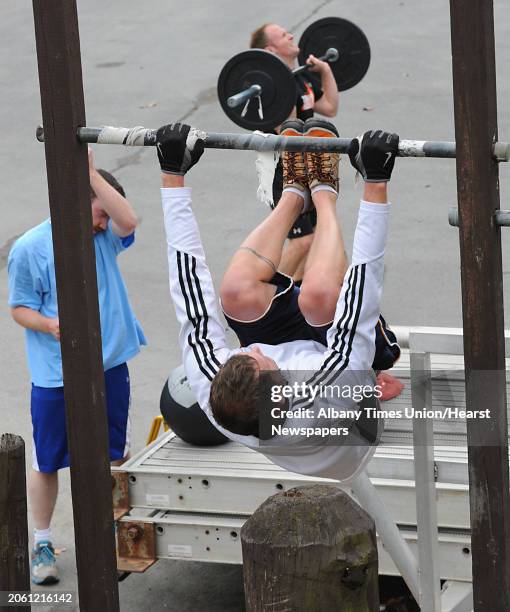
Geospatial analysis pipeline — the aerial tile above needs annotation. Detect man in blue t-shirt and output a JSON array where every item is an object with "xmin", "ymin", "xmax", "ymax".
[{"xmin": 8, "ymin": 147, "xmax": 146, "ymax": 585}]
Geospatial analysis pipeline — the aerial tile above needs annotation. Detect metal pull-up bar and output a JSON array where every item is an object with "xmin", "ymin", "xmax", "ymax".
[{"xmin": 36, "ymin": 125, "xmax": 510, "ymax": 160}]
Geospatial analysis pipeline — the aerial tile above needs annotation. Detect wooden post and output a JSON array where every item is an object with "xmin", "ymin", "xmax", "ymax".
[
  {"xmin": 0, "ymin": 434, "xmax": 30, "ymax": 607},
  {"xmin": 31, "ymin": 2, "xmax": 119, "ymax": 610},
  {"xmin": 241, "ymin": 485, "xmax": 378, "ymax": 612},
  {"xmin": 449, "ymin": 1, "xmax": 510, "ymax": 609}
]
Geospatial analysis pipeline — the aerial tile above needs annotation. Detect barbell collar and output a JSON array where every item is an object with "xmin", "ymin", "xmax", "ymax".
[
  {"xmin": 449, "ymin": 208, "xmax": 510, "ymax": 227},
  {"xmin": 227, "ymin": 84, "xmax": 262, "ymax": 109},
  {"xmin": 35, "ymin": 125, "xmax": 509, "ymax": 161}
]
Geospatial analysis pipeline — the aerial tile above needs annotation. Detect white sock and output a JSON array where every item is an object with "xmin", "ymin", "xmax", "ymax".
[
  {"xmin": 282, "ymin": 186, "xmax": 305, "ymax": 199},
  {"xmin": 282, "ymin": 187, "xmax": 313, "ymax": 213},
  {"xmin": 34, "ymin": 527, "xmax": 52, "ymax": 546},
  {"xmin": 311, "ymin": 184, "xmax": 338, "ymax": 197}
]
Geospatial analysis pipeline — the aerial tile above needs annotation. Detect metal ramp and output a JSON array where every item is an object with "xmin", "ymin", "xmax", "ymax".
[
  {"xmin": 114, "ymin": 329, "xmax": 510, "ymax": 611},
  {"xmin": 119, "ymin": 431, "xmax": 473, "ymax": 582}
]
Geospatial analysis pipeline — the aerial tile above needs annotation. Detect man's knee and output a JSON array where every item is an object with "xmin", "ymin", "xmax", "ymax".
[
  {"xmin": 298, "ymin": 277, "xmax": 340, "ymax": 325},
  {"xmin": 220, "ymin": 277, "xmax": 263, "ymax": 319}
]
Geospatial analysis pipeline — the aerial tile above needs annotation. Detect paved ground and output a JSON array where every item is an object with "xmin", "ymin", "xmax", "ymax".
[{"xmin": 1, "ymin": 0, "xmax": 510, "ymax": 609}]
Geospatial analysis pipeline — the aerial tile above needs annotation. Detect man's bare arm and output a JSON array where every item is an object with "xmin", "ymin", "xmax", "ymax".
[
  {"xmin": 89, "ymin": 148, "xmax": 138, "ymax": 237},
  {"xmin": 11, "ymin": 306, "xmax": 60, "ymax": 340},
  {"xmin": 161, "ymin": 174, "xmax": 185, "ymax": 188},
  {"xmin": 306, "ymin": 55, "xmax": 339, "ymax": 117}
]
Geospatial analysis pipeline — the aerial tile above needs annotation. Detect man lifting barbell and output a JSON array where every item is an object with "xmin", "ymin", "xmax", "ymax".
[
  {"xmin": 155, "ymin": 120, "xmax": 401, "ymax": 481},
  {"xmin": 250, "ymin": 23, "xmax": 340, "ymax": 120},
  {"xmin": 250, "ymin": 22, "xmax": 339, "ymax": 283}
]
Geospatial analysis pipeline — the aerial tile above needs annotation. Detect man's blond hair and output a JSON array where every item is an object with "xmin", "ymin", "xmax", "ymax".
[{"xmin": 250, "ymin": 23, "xmax": 271, "ymax": 49}]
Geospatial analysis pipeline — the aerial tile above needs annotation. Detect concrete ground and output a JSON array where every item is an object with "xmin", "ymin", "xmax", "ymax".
[{"xmin": 1, "ymin": 0, "xmax": 510, "ymax": 609}]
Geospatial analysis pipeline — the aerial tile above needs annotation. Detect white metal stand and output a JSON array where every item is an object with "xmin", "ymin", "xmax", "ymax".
[
  {"xmin": 441, "ymin": 581, "xmax": 473, "ymax": 612},
  {"xmin": 351, "ymin": 471, "xmax": 420, "ymax": 602},
  {"xmin": 411, "ymin": 351, "xmax": 441, "ymax": 611}
]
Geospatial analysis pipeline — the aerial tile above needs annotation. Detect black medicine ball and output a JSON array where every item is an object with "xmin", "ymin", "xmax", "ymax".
[{"xmin": 160, "ymin": 365, "xmax": 229, "ymax": 446}]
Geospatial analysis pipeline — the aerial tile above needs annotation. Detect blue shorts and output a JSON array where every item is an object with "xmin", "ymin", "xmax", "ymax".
[
  {"xmin": 224, "ymin": 273, "xmax": 400, "ymax": 371},
  {"xmin": 30, "ymin": 362, "xmax": 131, "ymax": 473}
]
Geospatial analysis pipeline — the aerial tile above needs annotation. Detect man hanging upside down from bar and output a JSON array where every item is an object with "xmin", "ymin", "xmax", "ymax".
[{"xmin": 156, "ymin": 119, "xmax": 401, "ymax": 481}]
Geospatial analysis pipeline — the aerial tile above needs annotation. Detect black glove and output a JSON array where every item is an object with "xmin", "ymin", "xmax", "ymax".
[
  {"xmin": 348, "ymin": 130, "xmax": 399, "ymax": 182},
  {"xmin": 156, "ymin": 123, "xmax": 205, "ymax": 175}
]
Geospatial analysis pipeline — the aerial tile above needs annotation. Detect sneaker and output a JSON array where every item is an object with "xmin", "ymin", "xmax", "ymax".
[
  {"xmin": 31, "ymin": 541, "xmax": 59, "ymax": 585},
  {"xmin": 280, "ymin": 119, "xmax": 307, "ymax": 194},
  {"xmin": 304, "ymin": 118, "xmax": 340, "ymax": 193}
]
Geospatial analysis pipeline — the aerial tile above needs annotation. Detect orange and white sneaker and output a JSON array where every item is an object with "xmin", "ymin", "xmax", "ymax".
[{"xmin": 304, "ymin": 118, "xmax": 340, "ymax": 194}]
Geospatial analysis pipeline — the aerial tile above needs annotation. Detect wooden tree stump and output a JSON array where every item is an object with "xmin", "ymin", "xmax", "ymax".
[
  {"xmin": 0, "ymin": 434, "xmax": 30, "ymax": 600},
  {"xmin": 241, "ymin": 484, "xmax": 378, "ymax": 612}
]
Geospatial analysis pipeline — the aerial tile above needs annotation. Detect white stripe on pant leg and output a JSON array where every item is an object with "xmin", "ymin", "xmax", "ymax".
[
  {"xmin": 32, "ymin": 436, "xmax": 40, "ymax": 471},
  {"xmin": 123, "ymin": 411, "xmax": 131, "ymax": 458}
]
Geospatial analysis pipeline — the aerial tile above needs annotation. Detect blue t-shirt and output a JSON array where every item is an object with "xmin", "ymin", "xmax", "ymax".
[{"xmin": 8, "ymin": 219, "xmax": 147, "ymax": 387}]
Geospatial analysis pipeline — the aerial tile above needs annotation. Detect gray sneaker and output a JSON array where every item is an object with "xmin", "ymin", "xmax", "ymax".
[{"xmin": 31, "ymin": 541, "xmax": 59, "ymax": 585}]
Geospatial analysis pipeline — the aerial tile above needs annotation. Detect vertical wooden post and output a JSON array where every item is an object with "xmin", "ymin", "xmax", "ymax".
[
  {"xmin": 31, "ymin": 2, "xmax": 119, "ymax": 610},
  {"xmin": 0, "ymin": 434, "xmax": 30, "ymax": 607},
  {"xmin": 241, "ymin": 485, "xmax": 378, "ymax": 612},
  {"xmin": 449, "ymin": 1, "xmax": 510, "ymax": 609}
]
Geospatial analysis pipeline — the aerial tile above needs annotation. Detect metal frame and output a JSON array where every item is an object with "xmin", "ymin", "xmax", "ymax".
[
  {"xmin": 114, "ymin": 325, "xmax": 510, "ymax": 610},
  {"xmin": 410, "ymin": 350, "xmax": 441, "ymax": 611}
]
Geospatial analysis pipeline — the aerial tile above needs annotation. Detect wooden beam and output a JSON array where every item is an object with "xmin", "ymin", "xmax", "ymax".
[
  {"xmin": 0, "ymin": 434, "xmax": 30, "ymax": 605},
  {"xmin": 242, "ymin": 485, "xmax": 379, "ymax": 611},
  {"xmin": 31, "ymin": 1, "xmax": 119, "ymax": 609},
  {"xmin": 449, "ymin": 1, "xmax": 510, "ymax": 609}
]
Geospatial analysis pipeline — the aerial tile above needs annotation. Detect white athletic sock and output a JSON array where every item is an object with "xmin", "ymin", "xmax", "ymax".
[
  {"xmin": 282, "ymin": 186, "xmax": 305, "ymax": 199},
  {"xmin": 34, "ymin": 527, "xmax": 52, "ymax": 546},
  {"xmin": 282, "ymin": 187, "xmax": 313, "ymax": 213},
  {"xmin": 311, "ymin": 184, "xmax": 338, "ymax": 197}
]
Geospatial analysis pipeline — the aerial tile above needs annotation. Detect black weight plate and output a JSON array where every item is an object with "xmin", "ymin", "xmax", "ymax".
[
  {"xmin": 218, "ymin": 49, "xmax": 295, "ymax": 131},
  {"xmin": 298, "ymin": 17, "xmax": 370, "ymax": 91}
]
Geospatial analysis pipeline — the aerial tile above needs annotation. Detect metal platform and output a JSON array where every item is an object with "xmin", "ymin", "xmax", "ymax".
[
  {"xmin": 124, "ymin": 504, "xmax": 472, "ymax": 581},
  {"xmin": 119, "ymin": 430, "xmax": 474, "ymax": 581},
  {"xmin": 122, "ymin": 433, "xmax": 472, "ymax": 530},
  {"xmin": 114, "ymin": 330, "xmax": 510, "ymax": 611}
]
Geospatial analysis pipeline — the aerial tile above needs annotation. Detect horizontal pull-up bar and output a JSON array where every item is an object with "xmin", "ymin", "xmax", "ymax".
[{"xmin": 35, "ymin": 125, "xmax": 510, "ymax": 161}]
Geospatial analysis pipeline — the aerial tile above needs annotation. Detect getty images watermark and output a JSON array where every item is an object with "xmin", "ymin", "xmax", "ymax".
[{"xmin": 257, "ymin": 369, "xmax": 497, "ymax": 446}]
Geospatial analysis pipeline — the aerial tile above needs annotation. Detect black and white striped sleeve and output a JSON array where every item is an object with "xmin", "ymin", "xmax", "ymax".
[
  {"xmin": 328, "ymin": 201, "xmax": 390, "ymax": 369},
  {"xmin": 300, "ymin": 201, "xmax": 391, "ymax": 394},
  {"xmin": 161, "ymin": 187, "xmax": 230, "ymax": 408}
]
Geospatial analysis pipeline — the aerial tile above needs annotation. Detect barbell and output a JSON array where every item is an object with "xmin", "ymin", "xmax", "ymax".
[
  {"xmin": 217, "ymin": 17, "xmax": 371, "ymax": 131},
  {"xmin": 35, "ymin": 125, "xmax": 510, "ymax": 161},
  {"xmin": 226, "ymin": 48, "xmax": 339, "ymax": 110}
]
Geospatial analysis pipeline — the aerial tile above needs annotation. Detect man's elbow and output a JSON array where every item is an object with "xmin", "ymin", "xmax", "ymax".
[
  {"xmin": 315, "ymin": 101, "xmax": 338, "ymax": 118},
  {"xmin": 124, "ymin": 218, "xmax": 138, "ymax": 235},
  {"xmin": 323, "ymin": 100, "xmax": 339, "ymax": 117},
  {"xmin": 117, "ymin": 214, "xmax": 138, "ymax": 236},
  {"xmin": 11, "ymin": 306, "xmax": 28, "ymax": 326},
  {"xmin": 10, "ymin": 307, "xmax": 19, "ymax": 323}
]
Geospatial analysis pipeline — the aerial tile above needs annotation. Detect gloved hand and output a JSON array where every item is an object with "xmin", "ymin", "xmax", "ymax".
[
  {"xmin": 156, "ymin": 123, "xmax": 205, "ymax": 175},
  {"xmin": 348, "ymin": 130, "xmax": 399, "ymax": 182}
]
